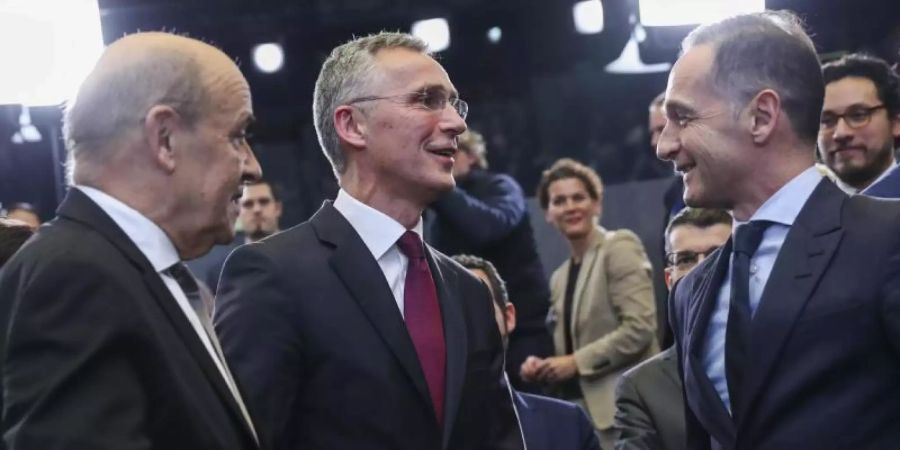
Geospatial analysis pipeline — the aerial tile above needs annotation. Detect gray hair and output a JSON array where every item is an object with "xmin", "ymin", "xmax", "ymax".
[
  {"xmin": 458, "ymin": 129, "xmax": 488, "ymax": 169},
  {"xmin": 451, "ymin": 254, "xmax": 509, "ymax": 309},
  {"xmin": 63, "ymin": 45, "xmax": 210, "ymax": 184},
  {"xmin": 681, "ymin": 10, "xmax": 824, "ymax": 144},
  {"xmin": 312, "ymin": 32, "xmax": 429, "ymax": 177}
]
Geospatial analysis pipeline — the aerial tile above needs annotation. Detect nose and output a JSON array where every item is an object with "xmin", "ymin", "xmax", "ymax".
[
  {"xmin": 439, "ymin": 103, "xmax": 467, "ymax": 138},
  {"xmin": 241, "ymin": 145, "xmax": 263, "ymax": 184},
  {"xmin": 831, "ymin": 117, "xmax": 854, "ymax": 144},
  {"xmin": 656, "ymin": 122, "xmax": 679, "ymax": 162}
]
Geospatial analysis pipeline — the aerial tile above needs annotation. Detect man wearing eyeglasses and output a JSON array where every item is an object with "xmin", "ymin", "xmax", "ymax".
[
  {"xmin": 613, "ymin": 208, "xmax": 731, "ymax": 450},
  {"xmin": 214, "ymin": 32, "xmax": 524, "ymax": 450},
  {"xmin": 818, "ymin": 54, "xmax": 900, "ymax": 195}
]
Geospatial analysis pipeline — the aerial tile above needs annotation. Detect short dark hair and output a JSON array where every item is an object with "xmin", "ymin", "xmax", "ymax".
[
  {"xmin": 451, "ymin": 254, "xmax": 508, "ymax": 310},
  {"xmin": 822, "ymin": 53, "xmax": 900, "ymax": 117},
  {"xmin": 682, "ymin": 10, "xmax": 824, "ymax": 144},
  {"xmin": 0, "ymin": 218, "xmax": 34, "ymax": 268},
  {"xmin": 664, "ymin": 207, "xmax": 732, "ymax": 252},
  {"xmin": 536, "ymin": 158, "xmax": 603, "ymax": 210},
  {"xmin": 245, "ymin": 179, "xmax": 282, "ymax": 202}
]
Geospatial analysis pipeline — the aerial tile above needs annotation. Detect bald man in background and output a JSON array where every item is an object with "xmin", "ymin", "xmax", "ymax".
[{"xmin": 0, "ymin": 32, "xmax": 261, "ymax": 449}]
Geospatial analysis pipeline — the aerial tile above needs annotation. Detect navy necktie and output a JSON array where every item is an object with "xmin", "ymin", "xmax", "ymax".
[
  {"xmin": 396, "ymin": 231, "xmax": 446, "ymax": 426},
  {"xmin": 725, "ymin": 221, "xmax": 769, "ymax": 419}
]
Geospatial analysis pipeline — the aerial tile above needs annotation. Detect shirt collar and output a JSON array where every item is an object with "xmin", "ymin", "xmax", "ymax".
[
  {"xmin": 333, "ymin": 189, "xmax": 424, "ymax": 259},
  {"xmin": 75, "ymin": 185, "xmax": 180, "ymax": 272},
  {"xmin": 737, "ymin": 165, "xmax": 823, "ymax": 228}
]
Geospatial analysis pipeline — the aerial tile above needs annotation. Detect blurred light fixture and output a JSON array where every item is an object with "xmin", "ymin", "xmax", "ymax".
[
  {"xmin": 605, "ymin": 15, "xmax": 671, "ymax": 74},
  {"xmin": 638, "ymin": 0, "xmax": 765, "ymax": 27},
  {"xmin": 0, "ymin": 0, "xmax": 103, "ymax": 106},
  {"xmin": 487, "ymin": 26, "xmax": 502, "ymax": 44},
  {"xmin": 253, "ymin": 43, "xmax": 284, "ymax": 73},
  {"xmin": 11, "ymin": 106, "xmax": 42, "ymax": 144},
  {"xmin": 412, "ymin": 18, "xmax": 451, "ymax": 52},
  {"xmin": 573, "ymin": 0, "xmax": 604, "ymax": 34}
]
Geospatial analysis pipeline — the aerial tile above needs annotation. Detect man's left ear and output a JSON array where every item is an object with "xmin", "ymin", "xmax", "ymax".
[{"xmin": 749, "ymin": 89, "xmax": 781, "ymax": 145}]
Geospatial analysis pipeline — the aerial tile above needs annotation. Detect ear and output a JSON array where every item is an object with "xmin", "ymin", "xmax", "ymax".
[
  {"xmin": 143, "ymin": 105, "xmax": 180, "ymax": 173},
  {"xmin": 274, "ymin": 201, "xmax": 284, "ymax": 218},
  {"xmin": 334, "ymin": 105, "xmax": 367, "ymax": 149},
  {"xmin": 505, "ymin": 303, "xmax": 517, "ymax": 335},
  {"xmin": 748, "ymin": 89, "xmax": 781, "ymax": 145},
  {"xmin": 664, "ymin": 267, "xmax": 673, "ymax": 290}
]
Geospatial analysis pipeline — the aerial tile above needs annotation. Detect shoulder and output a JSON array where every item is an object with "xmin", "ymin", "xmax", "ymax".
[
  {"xmin": 621, "ymin": 347, "xmax": 675, "ymax": 384},
  {"xmin": 518, "ymin": 392, "xmax": 586, "ymax": 419}
]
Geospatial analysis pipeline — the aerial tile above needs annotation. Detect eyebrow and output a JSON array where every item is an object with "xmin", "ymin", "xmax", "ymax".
[
  {"xmin": 415, "ymin": 83, "xmax": 459, "ymax": 99},
  {"xmin": 236, "ymin": 113, "xmax": 256, "ymax": 130},
  {"xmin": 821, "ymin": 102, "xmax": 879, "ymax": 114},
  {"xmin": 663, "ymin": 99, "xmax": 696, "ymax": 117}
]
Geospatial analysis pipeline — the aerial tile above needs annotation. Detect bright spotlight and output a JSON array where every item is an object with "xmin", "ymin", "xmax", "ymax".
[
  {"xmin": 0, "ymin": 0, "xmax": 104, "ymax": 106},
  {"xmin": 411, "ymin": 18, "xmax": 450, "ymax": 52},
  {"xmin": 487, "ymin": 27, "xmax": 502, "ymax": 44},
  {"xmin": 638, "ymin": 0, "xmax": 765, "ymax": 27},
  {"xmin": 253, "ymin": 43, "xmax": 284, "ymax": 74},
  {"xmin": 573, "ymin": 0, "xmax": 604, "ymax": 34}
]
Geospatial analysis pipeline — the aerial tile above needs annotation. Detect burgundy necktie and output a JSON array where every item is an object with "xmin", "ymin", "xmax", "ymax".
[{"xmin": 396, "ymin": 230, "xmax": 446, "ymax": 426}]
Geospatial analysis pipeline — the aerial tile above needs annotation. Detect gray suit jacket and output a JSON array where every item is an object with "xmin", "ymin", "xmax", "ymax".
[{"xmin": 613, "ymin": 347, "xmax": 685, "ymax": 450}]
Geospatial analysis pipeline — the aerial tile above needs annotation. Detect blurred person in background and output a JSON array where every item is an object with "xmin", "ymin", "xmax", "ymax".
[
  {"xmin": 429, "ymin": 128, "xmax": 553, "ymax": 392},
  {"xmin": 522, "ymin": 158, "xmax": 658, "ymax": 449},
  {"xmin": 613, "ymin": 208, "xmax": 731, "ymax": 450},
  {"xmin": 454, "ymin": 254, "xmax": 601, "ymax": 450},
  {"xmin": 3, "ymin": 203, "xmax": 40, "ymax": 231},
  {"xmin": 816, "ymin": 54, "xmax": 900, "ymax": 197},
  {"xmin": 0, "ymin": 218, "xmax": 33, "ymax": 268}
]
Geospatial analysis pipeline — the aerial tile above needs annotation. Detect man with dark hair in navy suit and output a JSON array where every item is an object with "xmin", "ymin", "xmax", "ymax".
[
  {"xmin": 818, "ymin": 54, "xmax": 900, "ymax": 196},
  {"xmin": 453, "ymin": 254, "xmax": 601, "ymax": 450}
]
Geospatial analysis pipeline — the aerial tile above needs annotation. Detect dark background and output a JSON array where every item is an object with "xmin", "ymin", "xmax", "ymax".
[{"xmin": 2, "ymin": 0, "xmax": 898, "ymax": 227}]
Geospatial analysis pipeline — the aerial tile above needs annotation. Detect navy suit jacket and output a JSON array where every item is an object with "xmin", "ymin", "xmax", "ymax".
[
  {"xmin": 514, "ymin": 391, "xmax": 601, "ymax": 450},
  {"xmin": 863, "ymin": 164, "xmax": 900, "ymax": 198},
  {"xmin": 215, "ymin": 202, "xmax": 524, "ymax": 450},
  {"xmin": 670, "ymin": 179, "xmax": 900, "ymax": 450}
]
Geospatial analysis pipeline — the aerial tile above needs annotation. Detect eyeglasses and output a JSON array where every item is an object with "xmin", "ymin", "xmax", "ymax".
[
  {"xmin": 241, "ymin": 197, "xmax": 273, "ymax": 209},
  {"xmin": 346, "ymin": 88, "xmax": 468, "ymax": 120},
  {"xmin": 665, "ymin": 246, "xmax": 721, "ymax": 271},
  {"xmin": 819, "ymin": 104, "xmax": 886, "ymax": 131}
]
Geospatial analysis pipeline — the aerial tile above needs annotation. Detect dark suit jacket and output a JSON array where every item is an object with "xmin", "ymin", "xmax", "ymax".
[
  {"xmin": 0, "ymin": 189, "xmax": 258, "ymax": 450},
  {"xmin": 669, "ymin": 180, "xmax": 900, "ymax": 450},
  {"xmin": 215, "ymin": 202, "xmax": 525, "ymax": 450},
  {"xmin": 515, "ymin": 391, "xmax": 601, "ymax": 450},
  {"xmin": 863, "ymin": 164, "xmax": 900, "ymax": 198},
  {"xmin": 613, "ymin": 346, "xmax": 685, "ymax": 450}
]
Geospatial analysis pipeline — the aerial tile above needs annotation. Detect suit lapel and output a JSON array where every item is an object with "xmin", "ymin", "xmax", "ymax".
[
  {"xmin": 738, "ymin": 181, "xmax": 844, "ymax": 428},
  {"xmin": 684, "ymin": 242, "xmax": 735, "ymax": 444},
  {"xmin": 57, "ymin": 189, "xmax": 258, "ymax": 444},
  {"xmin": 313, "ymin": 204, "xmax": 434, "ymax": 417},
  {"xmin": 426, "ymin": 250, "xmax": 466, "ymax": 449}
]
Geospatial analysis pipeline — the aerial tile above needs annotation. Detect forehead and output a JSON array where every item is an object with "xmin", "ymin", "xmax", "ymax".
[
  {"xmin": 665, "ymin": 45, "xmax": 718, "ymax": 111},
  {"xmin": 370, "ymin": 47, "xmax": 456, "ymax": 94},
  {"xmin": 823, "ymin": 77, "xmax": 880, "ymax": 110},
  {"xmin": 242, "ymin": 183, "xmax": 273, "ymax": 199},
  {"xmin": 548, "ymin": 177, "xmax": 590, "ymax": 196},
  {"xmin": 669, "ymin": 223, "xmax": 732, "ymax": 251},
  {"xmin": 207, "ymin": 65, "xmax": 253, "ymax": 121}
]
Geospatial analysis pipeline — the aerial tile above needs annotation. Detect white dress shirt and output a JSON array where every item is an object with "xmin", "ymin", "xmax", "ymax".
[
  {"xmin": 702, "ymin": 166, "xmax": 824, "ymax": 413},
  {"xmin": 75, "ymin": 185, "xmax": 256, "ymax": 438},
  {"xmin": 332, "ymin": 188, "xmax": 424, "ymax": 318}
]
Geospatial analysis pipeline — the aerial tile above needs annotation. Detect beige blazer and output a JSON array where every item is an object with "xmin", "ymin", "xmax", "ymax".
[{"xmin": 549, "ymin": 226, "xmax": 658, "ymax": 430}]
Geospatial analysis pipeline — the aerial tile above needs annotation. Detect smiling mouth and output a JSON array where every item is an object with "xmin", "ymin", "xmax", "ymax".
[{"xmin": 428, "ymin": 148, "xmax": 457, "ymax": 158}]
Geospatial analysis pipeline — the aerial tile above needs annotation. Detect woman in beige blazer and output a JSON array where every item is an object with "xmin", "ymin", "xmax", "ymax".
[{"xmin": 522, "ymin": 158, "xmax": 658, "ymax": 447}]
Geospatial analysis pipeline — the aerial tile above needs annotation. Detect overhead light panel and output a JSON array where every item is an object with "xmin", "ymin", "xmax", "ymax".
[
  {"xmin": 573, "ymin": 0, "xmax": 604, "ymax": 34},
  {"xmin": 605, "ymin": 16, "xmax": 672, "ymax": 74},
  {"xmin": 412, "ymin": 18, "xmax": 450, "ymax": 53},
  {"xmin": 253, "ymin": 43, "xmax": 284, "ymax": 74},
  {"xmin": 638, "ymin": 0, "xmax": 765, "ymax": 27},
  {"xmin": 0, "ymin": 0, "xmax": 104, "ymax": 106},
  {"xmin": 487, "ymin": 27, "xmax": 502, "ymax": 44}
]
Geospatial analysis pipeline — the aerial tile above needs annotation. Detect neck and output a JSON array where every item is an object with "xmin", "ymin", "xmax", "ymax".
[
  {"xmin": 340, "ymin": 171, "xmax": 426, "ymax": 229},
  {"xmin": 731, "ymin": 146, "xmax": 814, "ymax": 222},
  {"xmin": 568, "ymin": 227, "xmax": 597, "ymax": 264}
]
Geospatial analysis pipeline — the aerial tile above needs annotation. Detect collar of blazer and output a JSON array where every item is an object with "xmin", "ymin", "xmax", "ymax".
[
  {"xmin": 311, "ymin": 201, "xmax": 468, "ymax": 444},
  {"xmin": 55, "ymin": 188, "xmax": 260, "ymax": 444}
]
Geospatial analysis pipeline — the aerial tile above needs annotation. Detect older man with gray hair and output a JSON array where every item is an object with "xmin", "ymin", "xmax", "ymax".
[
  {"xmin": 0, "ymin": 32, "xmax": 261, "ymax": 449},
  {"xmin": 215, "ymin": 32, "xmax": 524, "ymax": 450},
  {"xmin": 658, "ymin": 10, "xmax": 900, "ymax": 449}
]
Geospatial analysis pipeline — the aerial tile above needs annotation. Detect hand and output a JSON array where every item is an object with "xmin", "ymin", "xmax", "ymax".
[
  {"xmin": 533, "ymin": 355, "xmax": 578, "ymax": 383},
  {"xmin": 519, "ymin": 356, "xmax": 544, "ymax": 383}
]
